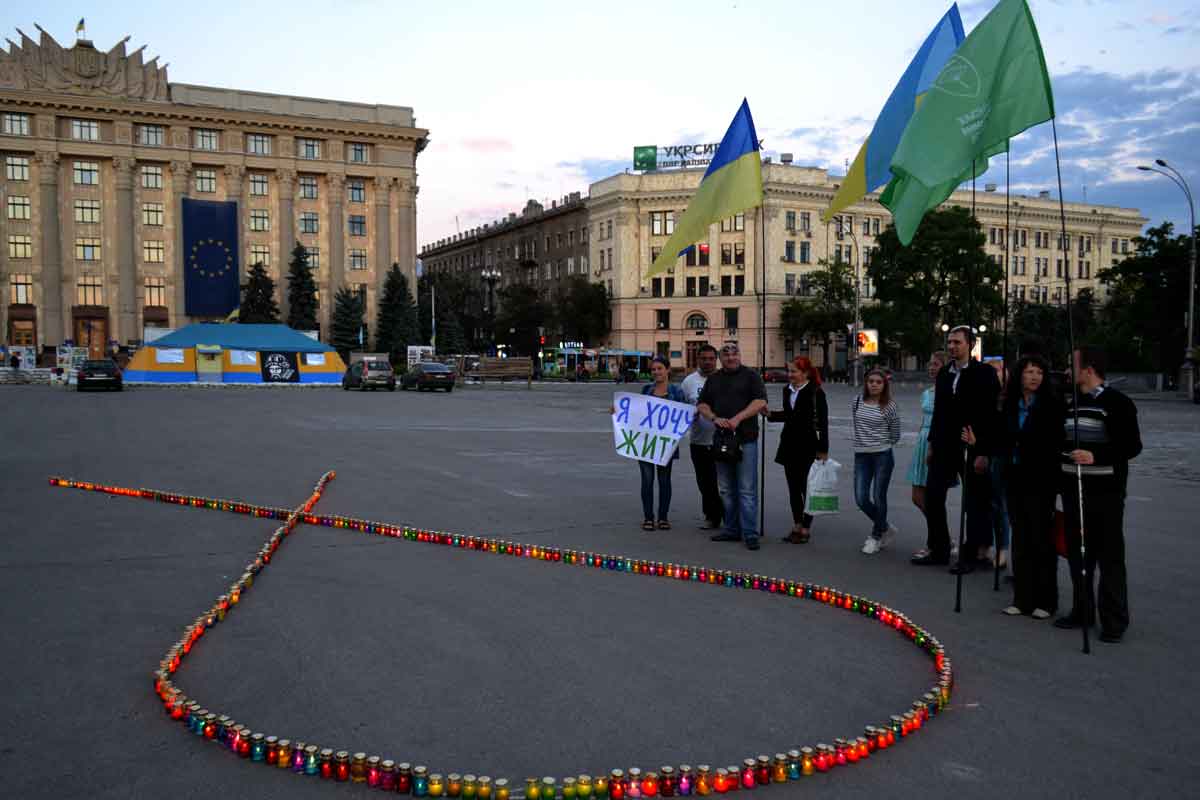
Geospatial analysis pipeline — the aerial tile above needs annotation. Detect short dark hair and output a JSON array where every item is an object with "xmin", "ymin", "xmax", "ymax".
[
  {"xmin": 650, "ymin": 355, "xmax": 671, "ymax": 370},
  {"xmin": 1077, "ymin": 346, "xmax": 1107, "ymax": 378},
  {"xmin": 948, "ymin": 324, "xmax": 976, "ymax": 345},
  {"xmin": 697, "ymin": 344, "xmax": 718, "ymax": 357}
]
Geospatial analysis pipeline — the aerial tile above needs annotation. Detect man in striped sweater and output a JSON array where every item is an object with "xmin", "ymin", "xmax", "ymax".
[{"xmin": 1055, "ymin": 346, "xmax": 1142, "ymax": 643}]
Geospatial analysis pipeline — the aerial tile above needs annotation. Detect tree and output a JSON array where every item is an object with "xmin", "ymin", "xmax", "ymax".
[
  {"xmin": 375, "ymin": 264, "xmax": 419, "ymax": 365},
  {"xmin": 778, "ymin": 258, "xmax": 855, "ymax": 376},
  {"xmin": 556, "ymin": 276, "xmax": 612, "ymax": 345},
  {"xmin": 417, "ymin": 271, "xmax": 484, "ymax": 351},
  {"xmin": 330, "ymin": 287, "xmax": 365, "ymax": 361},
  {"xmin": 867, "ymin": 206, "xmax": 1003, "ymax": 362},
  {"xmin": 1006, "ymin": 289, "xmax": 1096, "ymax": 368},
  {"xmin": 285, "ymin": 244, "xmax": 319, "ymax": 332},
  {"xmin": 495, "ymin": 283, "xmax": 554, "ymax": 357},
  {"xmin": 435, "ymin": 306, "xmax": 467, "ymax": 355},
  {"xmin": 239, "ymin": 262, "xmax": 280, "ymax": 324}
]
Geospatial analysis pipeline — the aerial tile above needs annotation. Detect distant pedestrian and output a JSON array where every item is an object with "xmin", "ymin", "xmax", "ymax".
[
  {"xmin": 1055, "ymin": 346, "xmax": 1142, "ymax": 643},
  {"xmin": 638, "ymin": 356, "xmax": 685, "ymax": 531},
  {"xmin": 912, "ymin": 325, "xmax": 1000, "ymax": 573},
  {"xmin": 908, "ymin": 351, "xmax": 950, "ymax": 514},
  {"xmin": 765, "ymin": 356, "xmax": 829, "ymax": 544},
  {"xmin": 697, "ymin": 343, "xmax": 768, "ymax": 550},
  {"xmin": 851, "ymin": 368, "xmax": 901, "ymax": 554},
  {"xmin": 680, "ymin": 344, "xmax": 723, "ymax": 530},
  {"xmin": 9, "ymin": 351, "xmax": 19, "ymax": 370}
]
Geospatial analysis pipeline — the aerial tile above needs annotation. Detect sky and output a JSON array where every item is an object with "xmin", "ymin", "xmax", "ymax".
[{"xmin": 5, "ymin": 0, "xmax": 1198, "ymax": 247}]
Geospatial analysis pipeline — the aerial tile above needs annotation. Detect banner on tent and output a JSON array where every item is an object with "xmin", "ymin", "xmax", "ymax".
[{"xmin": 260, "ymin": 352, "xmax": 299, "ymax": 383}]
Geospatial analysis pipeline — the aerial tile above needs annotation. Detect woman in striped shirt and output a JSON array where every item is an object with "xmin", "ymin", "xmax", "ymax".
[{"xmin": 852, "ymin": 368, "xmax": 902, "ymax": 555}]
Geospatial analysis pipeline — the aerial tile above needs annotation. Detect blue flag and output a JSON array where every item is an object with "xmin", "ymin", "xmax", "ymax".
[{"xmin": 183, "ymin": 199, "xmax": 240, "ymax": 317}]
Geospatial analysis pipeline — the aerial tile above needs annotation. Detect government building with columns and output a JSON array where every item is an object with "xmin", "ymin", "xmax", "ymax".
[{"xmin": 1, "ymin": 27, "xmax": 426, "ymax": 358}]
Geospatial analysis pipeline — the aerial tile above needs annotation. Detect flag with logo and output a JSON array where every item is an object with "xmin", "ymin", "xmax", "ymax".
[
  {"xmin": 645, "ymin": 100, "xmax": 763, "ymax": 279},
  {"xmin": 183, "ymin": 198, "xmax": 240, "ymax": 316},
  {"xmin": 881, "ymin": 0, "xmax": 1054, "ymax": 245},
  {"xmin": 822, "ymin": 3, "xmax": 965, "ymax": 223}
]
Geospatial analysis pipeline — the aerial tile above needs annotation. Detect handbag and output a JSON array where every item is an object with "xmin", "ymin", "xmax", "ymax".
[{"xmin": 712, "ymin": 427, "xmax": 743, "ymax": 463}]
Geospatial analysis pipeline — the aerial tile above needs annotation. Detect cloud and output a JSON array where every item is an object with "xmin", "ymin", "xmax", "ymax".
[{"xmin": 458, "ymin": 137, "xmax": 514, "ymax": 153}]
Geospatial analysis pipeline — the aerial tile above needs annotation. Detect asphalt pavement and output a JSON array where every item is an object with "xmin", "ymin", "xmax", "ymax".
[{"xmin": 1, "ymin": 380, "xmax": 1197, "ymax": 799}]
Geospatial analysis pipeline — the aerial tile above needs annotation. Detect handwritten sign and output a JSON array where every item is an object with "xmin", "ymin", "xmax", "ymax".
[{"xmin": 611, "ymin": 391, "xmax": 694, "ymax": 466}]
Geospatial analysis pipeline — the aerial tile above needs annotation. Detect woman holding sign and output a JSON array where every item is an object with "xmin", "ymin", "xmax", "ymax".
[
  {"xmin": 638, "ymin": 356, "xmax": 686, "ymax": 530},
  {"xmin": 765, "ymin": 357, "xmax": 829, "ymax": 544}
]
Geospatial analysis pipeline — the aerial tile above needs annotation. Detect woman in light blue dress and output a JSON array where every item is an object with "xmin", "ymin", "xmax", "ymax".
[{"xmin": 908, "ymin": 351, "xmax": 948, "ymax": 514}]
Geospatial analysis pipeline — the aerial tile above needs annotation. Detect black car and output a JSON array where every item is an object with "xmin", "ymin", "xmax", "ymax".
[
  {"xmin": 342, "ymin": 359, "xmax": 396, "ymax": 391},
  {"xmin": 77, "ymin": 359, "xmax": 123, "ymax": 391},
  {"xmin": 401, "ymin": 361, "xmax": 455, "ymax": 392}
]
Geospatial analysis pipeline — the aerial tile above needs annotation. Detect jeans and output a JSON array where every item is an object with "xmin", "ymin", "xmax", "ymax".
[
  {"xmin": 638, "ymin": 460, "xmax": 673, "ymax": 521},
  {"xmin": 715, "ymin": 440, "xmax": 759, "ymax": 541},
  {"xmin": 690, "ymin": 444, "xmax": 724, "ymax": 525},
  {"xmin": 854, "ymin": 450, "xmax": 895, "ymax": 537}
]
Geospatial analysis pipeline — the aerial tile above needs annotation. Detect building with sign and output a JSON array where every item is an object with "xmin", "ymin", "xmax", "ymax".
[{"xmin": 1, "ymin": 26, "xmax": 426, "ymax": 358}]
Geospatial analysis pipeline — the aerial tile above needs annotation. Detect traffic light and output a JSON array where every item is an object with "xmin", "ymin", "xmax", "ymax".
[{"xmin": 539, "ymin": 335, "xmax": 546, "ymax": 345}]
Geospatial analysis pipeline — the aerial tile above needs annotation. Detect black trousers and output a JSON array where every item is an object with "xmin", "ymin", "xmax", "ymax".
[
  {"xmin": 1063, "ymin": 479, "xmax": 1129, "ymax": 635},
  {"xmin": 924, "ymin": 451, "xmax": 993, "ymax": 558},
  {"xmin": 1007, "ymin": 475, "xmax": 1059, "ymax": 614},
  {"xmin": 690, "ymin": 444, "xmax": 724, "ymax": 524},
  {"xmin": 783, "ymin": 457, "xmax": 816, "ymax": 528}
]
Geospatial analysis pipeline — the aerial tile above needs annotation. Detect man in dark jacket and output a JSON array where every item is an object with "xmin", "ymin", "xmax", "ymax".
[
  {"xmin": 1055, "ymin": 346, "xmax": 1142, "ymax": 643},
  {"xmin": 912, "ymin": 325, "xmax": 1001, "ymax": 572}
]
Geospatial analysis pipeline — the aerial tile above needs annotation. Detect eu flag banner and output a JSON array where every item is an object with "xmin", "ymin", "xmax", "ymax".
[{"xmin": 183, "ymin": 198, "xmax": 240, "ymax": 317}]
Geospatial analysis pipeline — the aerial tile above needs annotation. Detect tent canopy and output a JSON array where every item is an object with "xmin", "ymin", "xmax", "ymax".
[{"xmin": 150, "ymin": 324, "xmax": 334, "ymax": 353}]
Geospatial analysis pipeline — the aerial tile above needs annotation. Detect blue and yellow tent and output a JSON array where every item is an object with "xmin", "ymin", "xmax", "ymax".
[{"xmin": 124, "ymin": 324, "xmax": 345, "ymax": 384}]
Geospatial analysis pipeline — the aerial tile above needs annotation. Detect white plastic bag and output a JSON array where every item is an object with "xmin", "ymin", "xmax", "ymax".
[{"xmin": 804, "ymin": 458, "xmax": 841, "ymax": 516}]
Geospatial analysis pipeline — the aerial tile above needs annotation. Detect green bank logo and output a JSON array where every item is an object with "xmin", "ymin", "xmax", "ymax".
[
  {"xmin": 933, "ymin": 55, "xmax": 981, "ymax": 99},
  {"xmin": 633, "ymin": 145, "xmax": 658, "ymax": 171}
]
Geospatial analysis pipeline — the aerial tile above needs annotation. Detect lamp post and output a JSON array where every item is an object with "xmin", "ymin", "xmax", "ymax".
[
  {"xmin": 1138, "ymin": 160, "xmax": 1196, "ymax": 399},
  {"xmin": 831, "ymin": 216, "xmax": 863, "ymax": 386},
  {"xmin": 482, "ymin": 267, "xmax": 500, "ymax": 354}
]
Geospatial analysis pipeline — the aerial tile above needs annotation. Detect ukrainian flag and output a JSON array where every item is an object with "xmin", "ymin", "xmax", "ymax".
[
  {"xmin": 821, "ymin": 4, "xmax": 965, "ymax": 223},
  {"xmin": 646, "ymin": 99, "xmax": 763, "ymax": 279}
]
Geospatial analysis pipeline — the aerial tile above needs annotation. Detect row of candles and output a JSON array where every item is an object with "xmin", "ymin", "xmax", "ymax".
[{"xmin": 51, "ymin": 473, "xmax": 955, "ymax": 795}]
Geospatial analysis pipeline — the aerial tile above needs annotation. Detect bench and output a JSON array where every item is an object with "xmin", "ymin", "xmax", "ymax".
[{"xmin": 470, "ymin": 357, "xmax": 532, "ymax": 388}]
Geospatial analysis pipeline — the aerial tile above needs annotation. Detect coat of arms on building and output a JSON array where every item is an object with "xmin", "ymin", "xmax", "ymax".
[{"xmin": 0, "ymin": 24, "xmax": 169, "ymax": 102}]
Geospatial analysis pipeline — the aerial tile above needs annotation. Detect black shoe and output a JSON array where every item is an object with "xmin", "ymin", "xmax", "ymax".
[
  {"xmin": 745, "ymin": 537, "xmax": 760, "ymax": 551},
  {"xmin": 948, "ymin": 560, "xmax": 976, "ymax": 575},
  {"xmin": 1099, "ymin": 630, "xmax": 1124, "ymax": 643},
  {"xmin": 1053, "ymin": 614, "xmax": 1083, "ymax": 630},
  {"xmin": 711, "ymin": 532, "xmax": 741, "ymax": 542},
  {"xmin": 701, "ymin": 519, "xmax": 722, "ymax": 530},
  {"xmin": 911, "ymin": 552, "xmax": 950, "ymax": 566}
]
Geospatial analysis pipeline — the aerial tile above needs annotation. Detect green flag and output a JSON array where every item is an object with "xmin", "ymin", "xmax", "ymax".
[{"xmin": 881, "ymin": 0, "xmax": 1054, "ymax": 244}]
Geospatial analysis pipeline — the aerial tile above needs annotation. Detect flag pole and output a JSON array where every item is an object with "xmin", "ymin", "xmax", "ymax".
[
  {"xmin": 1051, "ymin": 116, "xmax": 1090, "ymax": 655},
  {"xmin": 759, "ymin": 203, "xmax": 768, "ymax": 542},
  {"xmin": 997, "ymin": 150, "xmax": 1012, "ymax": 593},
  {"xmin": 955, "ymin": 158, "xmax": 979, "ymax": 613}
]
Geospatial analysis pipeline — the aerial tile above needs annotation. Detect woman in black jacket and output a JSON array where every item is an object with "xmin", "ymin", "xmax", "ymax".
[
  {"xmin": 766, "ymin": 357, "xmax": 829, "ymax": 543},
  {"xmin": 971, "ymin": 355, "xmax": 1063, "ymax": 618}
]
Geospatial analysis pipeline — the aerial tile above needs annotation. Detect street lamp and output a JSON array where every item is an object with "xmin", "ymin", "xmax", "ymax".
[
  {"xmin": 481, "ymin": 267, "xmax": 501, "ymax": 313},
  {"xmin": 832, "ymin": 216, "xmax": 864, "ymax": 386},
  {"xmin": 1138, "ymin": 160, "xmax": 1196, "ymax": 399}
]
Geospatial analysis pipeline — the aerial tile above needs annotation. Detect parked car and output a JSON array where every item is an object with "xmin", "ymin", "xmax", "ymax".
[
  {"xmin": 401, "ymin": 361, "xmax": 455, "ymax": 392},
  {"xmin": 763, "ymin": 368, "xmax": 789, "ymax": 383},
  {"xmin": 342, "ymin": 358, "xmax": 396, "ymax": 391},
  {"xmin": 76, "ymin": 359, "xmax": 123, "ymax": 391}
]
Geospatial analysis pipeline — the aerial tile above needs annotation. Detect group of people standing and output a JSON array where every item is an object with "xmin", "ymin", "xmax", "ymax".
[{"xmin": 621, "ymin": 325, "xmax": 1142, "ymax": 644}]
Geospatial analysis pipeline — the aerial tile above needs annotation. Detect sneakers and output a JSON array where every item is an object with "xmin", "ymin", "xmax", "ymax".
[
  {"xmin": 878, "ymin": 524, "xmax": 898, "ymax": 550},
  {"xmin": 1002, "ymin": 606, "xmax": 1022, "ymax": 616},
  {"xmin": 861, "ymin": 536, "xmax": 881, "ymax": 555},
  {"xmin": 1031, "ymin": 609, "xmax": 1051, "ymax": 620}
]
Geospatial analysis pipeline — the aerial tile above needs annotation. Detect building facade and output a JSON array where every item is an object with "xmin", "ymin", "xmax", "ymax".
[{"xmin": 1, "ymin": 28, "xmax": 426, "ymax": 357}]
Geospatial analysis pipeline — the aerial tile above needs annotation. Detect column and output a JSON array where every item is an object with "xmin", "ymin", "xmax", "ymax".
[
  {"xmin": 327, "ymin": 174, "xmax": 345, "ymax": 299},
  {"xmin": 374, "ymin": 176, "xmax": 393, "ymax": 296},
  {"xmin": 396, "ymin": 179, "xmax": 417, "ymax": 287},
  {"xmin": 276, "ymin": 168, "xmax": 295, "ymax": 320},
  {"xmin": 114, "ymin": 157, "xmax": 137, "ymax": 344},
  {"xmin": 36, "ymin": 152, "xmax": 64, "ymax": 346},
  {"xmin": 170, "ymin": 160, "xmax": 191, "ymax": 326}
]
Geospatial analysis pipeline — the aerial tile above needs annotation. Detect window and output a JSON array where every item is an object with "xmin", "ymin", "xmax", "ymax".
[
  {"xmin": 569, "ymin": 230, "xmax": 576, "ymax": 247},
  {"xmin": 651, "ymin": 211, "xmax": 669, "ymax": 235},
  {"xmin": 698, "ymin": 243, "xmax": 710, "ymax": 267},
  {"xmin": 862, "ymin": 218, "xmax": 871, "ymax": 236},
  {"xmin": 799, "ymin": 211, "xmax": 811, "ymax": 233},
  {"xmin": 721, "ymin": 243, "xmax": 732, "ymax": 265},
  {"xmin": 651, "ymin": 278, "xmax": 664, "ymax": 298},
  {"xmin": 306, "ymin": 247, "xmax": 320, "ymax": 268},
  {"xmin": 75, "ymin": 237, "xmax": 102, "ymax": 261},
  {"xmin": 1058, "ymin": 233, "xmax": 1071, "ymax": 250},
  {"xmin": 249, "ymin": 245, "xmax": 271, "ymax": 266},
  {"xmin": 656, "ymin": 309, "xmax": 670, "ymax": 330},
  {"xmin": 194, "ymin": 169, "xmax": 216, "ymax": 193},
  {"xmin": 142, "ymin": 165, "xmax": 163, "ymax": 189},
  {"xmin": 606, "ymin": 220, "xmax": 613, "ymax": 239},
  {"xmin": 138, "ymin": 124, "xmax": 164, "ymax": 146},
  {"xmin": 1078, "ymin": 260, "xmax": 1091, "ymax": 279},
  {"xmin": 299, "ymin": 212, "xmax": 319, "ymax": 234},
  {"xmin": 348, "ymin": 180, "xmax": 366, "ymax": 203},
  {"xmin": 299, "ymin": 176, "xmax": 318, "ymax": 199},
  {"xmin": 73, "ymin": 161, "xmax": 99, "ymax": 185},
  {"xmin": 145, "ymin": 276, "xmax": 166, "ymax": 307},
  {"xmin": 246, "ymin": 134, "xmax": 272, "ymax": 155},
  {"xmin": 721, "ymin": 275, "xmax": 732, "ymax": 296},
  {"xmin": 556, "ymin": 232, "xmax": 564, "ymax": 248},
  {"xmin": 143, "ymin": 240, "xmax": 165, "ymax": 263},
  {"xmin": 298, "ymin": 138, "xmax": 321, "ymax": 160},
  {"xmin": 698, "ymin": 276, "xmax": 710, "ymax": 296},
  {"xmin": 250, "ymin": 209, "xmax": 271, "ymax": 232},
  {"xmin": 734, "ymin": 243, "xmax": 745, "ymax": 266},
  {"xmin": 1056, "ymin": 258, "xmax": 1064, "ymax": 278},
  {"xmin": 6, "ymin": 156, "xmax": 30, "ymax": 181},
  {"xmin": 76, "ymin": 274, "xmax": 103, "ymax": 305},
  {"xmin": 73, "ymin": 199, "xmax": 99, "ymax": 223},
  {"xmin": 724, "ymin": 307, "xmax": 739, "ymax": 330},
  {"xmin": 348, "ymin": 143, "xmax": 369, "ymax": 163},
  {"xmin": 686, "ymin": 276, "xmax": 697, "ymax": 297},
  {"xmin": 598, "ymin": 249, "xmax": 605, "ymax": 270},
  {"xmin": 10, "ymin": 273, "xmax": 33, "ymax": 304},
  {"xmin": 784, "ymin": 240, "xmax": 795, "ymax": 262},
  {"xmin": 734, "ymin": 275, "xmax": 745, "ymax": 295},
  {"xmin": 142, "ymin": 202, "xmax": 164, "ymax": 226},
  {"xmin": 194, "ymin": 129, "xmax": 220, "ymax": 151},
  {"xmin": 349, "ymin": 249, "xmax": 368, "ymax": 270},
  {"xmin": 873, "ymin": 218, "xmax": 881, "ymax": 236},
  {"xmin": 785, "ymin": 210, "xmax": 796, "ymax": 232},
  {"xmin": 2, "ymin": 113, "xmax": 30, "ymax": 135},
  {"xmin": 785, "ymin": 273, "xmax": 796, "ymax": 295},
  {"xmin": 7, "ymin": 195, "xmax": 31, "ymax": 220},
  {"xmin": 582, "ymin": 227, "xmax": 588, "ymax": 243},
  {"xmin": 249, "ymin": 173, "xmax": 269, "ymax": 196},
  {"xmin": 8, "ymin": 235, "xmax": 32, "ymax": 259},
  {"xmin": 686, "ymin": 313, "xmax": 708, "ymax": 329},
  {"xmin": 348, "ymin": 215, "xmax": 367, "ymax": 236},
  {"xmin": 1121, "ymin": 239, "xmax": 1130, "ymax": 255},
  {"xmin": 685, "ymin": 246, "xmax": 697, "ymax": 267},
  {"xmin": 1017, "ymin": 229, "xmax": 1027, "ymax": 248},
  {"xmin": 799, "ymin": 241, "xmax": 811, "ymax": 264},
  {"xmin": 71, "ymin": 120, "xmax": 100, "ymax": 141}
]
